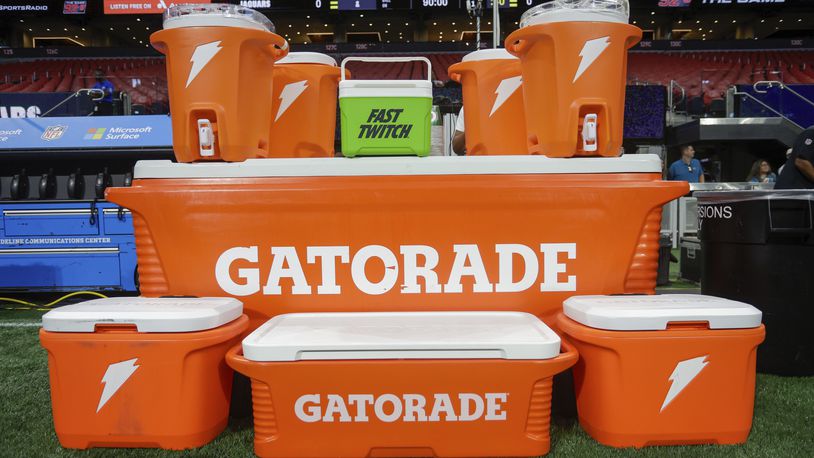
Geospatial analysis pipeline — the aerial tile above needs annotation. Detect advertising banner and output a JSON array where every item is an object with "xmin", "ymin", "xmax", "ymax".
[
  {"xmin": 0, "ymin": 115, "xmax": 172, "ymax": 150},
  {"xmin": 103, "ymin": 0, "xmax": 210, "ymax": 15},
  {"xmin": 0, "ymin": 1, "xmax": 50, "ymax": 13},
  {"xmin": 0, "ymin": 92, "xmax": 78, "ymax": 118}
]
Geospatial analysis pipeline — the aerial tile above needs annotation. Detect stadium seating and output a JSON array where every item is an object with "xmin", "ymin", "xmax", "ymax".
[
  {"xmin": 1, "ymin": 50, "xmax": 812, "ymax": 114},
  {"xmin": 627, "ymin": 50, "xmax": 814, "ymax": 104},
  {"xmin": 0, "ymin": 57, "xmax": 168, "ymax": 112}
]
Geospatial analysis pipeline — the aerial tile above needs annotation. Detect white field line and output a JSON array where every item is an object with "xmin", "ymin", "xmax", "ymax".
[{"xmin": 0, "ymin": 321, "xmax": 40, "ymax": 327}]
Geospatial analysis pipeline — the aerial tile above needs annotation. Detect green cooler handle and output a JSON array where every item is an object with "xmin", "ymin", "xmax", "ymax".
[{"xmin": 340, "ymin": 56, "xmax": 432, "ymax": 83}]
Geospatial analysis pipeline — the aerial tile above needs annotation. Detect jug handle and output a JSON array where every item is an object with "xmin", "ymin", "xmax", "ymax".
[
  {"xmin": 508, "ymin": 39, "xmax": 527, "ymax": 56},
  {"xmin": 267, "ymin": 34, "xmax": 290, "ymax": 60},
  {"xmin": 448, "ymin": 66, "xmax": 462, "ymax": 83}
]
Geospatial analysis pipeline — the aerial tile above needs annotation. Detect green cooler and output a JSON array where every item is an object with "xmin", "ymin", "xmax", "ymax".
[{"xmin": 339, "ymin": 57, "xmax": 433, "ymax": 157}]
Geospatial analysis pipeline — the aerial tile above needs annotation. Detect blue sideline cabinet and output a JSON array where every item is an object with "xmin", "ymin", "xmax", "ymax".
[{"xmin": 0, "ymin": 201, "xmax": 137, "ymax": 292}]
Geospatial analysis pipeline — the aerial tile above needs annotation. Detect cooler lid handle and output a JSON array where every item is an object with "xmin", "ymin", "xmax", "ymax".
[{"xmin": 340, "ymin": 56, "xmax": 432, "ymax": 83}]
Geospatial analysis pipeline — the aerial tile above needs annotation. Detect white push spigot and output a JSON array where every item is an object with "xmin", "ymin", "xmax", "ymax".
[
  {"xmin": 582, "ymin": 113, "xmax": 598, "ymax": 152},
  {"xmin": 197, "ymin": 119, "xmax": 215, "ymax": 157}
]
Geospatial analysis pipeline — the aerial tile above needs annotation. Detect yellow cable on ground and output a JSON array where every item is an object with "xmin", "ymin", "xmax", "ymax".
[{"xmin": 0, "ymin": 291, "xmax": 108, "ymax": 310}]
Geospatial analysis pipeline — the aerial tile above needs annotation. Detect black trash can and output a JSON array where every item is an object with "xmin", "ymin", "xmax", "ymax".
[
  {"xmin": 657, "ymin": 234, "xmax": 672, "ymax": 286},
  {"xmin": 697, "ymin": 190, "xmax": 814, "ymax": 375}
]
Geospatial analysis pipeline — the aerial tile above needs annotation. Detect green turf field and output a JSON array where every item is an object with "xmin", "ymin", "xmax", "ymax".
[{"xmin": 1, "ymin": 309, "xmax": 812, "ymax": 457}]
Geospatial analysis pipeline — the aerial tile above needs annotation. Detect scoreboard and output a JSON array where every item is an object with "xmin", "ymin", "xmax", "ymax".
[{"xmin": 236, "ymin": 0, "xmax": 543, "ymax": 11}]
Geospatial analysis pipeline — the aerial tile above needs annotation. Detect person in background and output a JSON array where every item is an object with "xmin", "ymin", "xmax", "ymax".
[
  {"xmin": 776, "ymin": 125, "xmax": 814, "ymax": 189},
  {"xmin": 92, "ymin": 69, "xmax": 115, "ymax": 116},
  {"xmin": 667, "ymin": 145, "xmax": 705, "ymax": 183},
  {"xmin": 452, "ymin": 107, "xmax": 466, "ymax": 155},
  {"xmin": 746, "ymin": 159, "xmax": 777, "ymax": 184},
  {"xmin": 778, "ymin": 148, "xmax": 792, "ymax": 175}
]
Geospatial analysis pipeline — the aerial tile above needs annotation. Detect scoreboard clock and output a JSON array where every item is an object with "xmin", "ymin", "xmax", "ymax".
[{"xmin": 236, "ymin": 0, "xmax": 544, "ymax": 10}]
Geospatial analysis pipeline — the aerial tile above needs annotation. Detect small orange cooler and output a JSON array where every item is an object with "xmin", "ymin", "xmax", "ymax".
[
  {"xmin": 269, "ymin": 52, "xmax": 345, "ymax": 157},
  {"xmin": 557, "ymin": 294, "xmax": 765, "ymax": 448},
  {"xmin": 151, "ymin": 4, "xmax": 288, "ymax": 162},
  {"xmin": 448, "ymin": 49, "xmax": 527, "ymax": 155},
  {"xmin": 39, "ymin": 297, "xmax": 248, "ymax": 450},
  {"xmin": 506, "ymin": 1, "xmax": 641, "ymax": 157},
  {"xmin": 227, "ymin": 311, "xmax": 578, "ymax": 457}
]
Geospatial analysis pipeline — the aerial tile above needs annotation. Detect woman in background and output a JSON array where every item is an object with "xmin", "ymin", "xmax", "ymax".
[{"xmin": 746, "ymin": 160, "xmax": 777, "ymax": 183}]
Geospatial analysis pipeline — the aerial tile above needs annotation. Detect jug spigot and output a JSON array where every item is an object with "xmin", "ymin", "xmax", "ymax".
[
  {"xmin": 197, "ymin": 119, "xmax": 215, "ymax": 157},
  {"xmin": 582, "ymin": 113, "xmax": 598, "ymax": 153}
]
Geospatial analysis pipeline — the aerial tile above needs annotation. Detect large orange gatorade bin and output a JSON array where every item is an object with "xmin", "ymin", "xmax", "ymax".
[
  {"xmin": 269, "ymin": 52, "xmax": 345, "ymax": 157},
  {"xmin": 39, "ymin": 297, "xmax": 248, "ymax": 450},
  {"xmin": 106, "ymin": 154, "xmax": 687, "ymax": 331},
  {"xmin": 227, "ymin": 311, "xmax": 577, "ymax": 457},
  {"xmin": 506, "ymin": 1, "xmax": 641, "ymax": 157},
  {"xmin": 448, "ymin": 48, "xmax": 527, "ymax": 155},
  {"xmin": 557, "ymin": 294, "xmax": 765, "ymax": 448},
  {"xmin": 151, "ymin": 4, "xmax": 288, "ymax": 162}
]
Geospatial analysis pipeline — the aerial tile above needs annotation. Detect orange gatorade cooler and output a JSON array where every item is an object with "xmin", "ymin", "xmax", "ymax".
[
  {"xmin": 226, "ymin": 311, "xmax": 578, "ymax": 457},
  {"xmin": 506, "ymin": 0, "xmax": 641, "ymax": 157},
  {"xmin": 151, "ymin": 4, "xmax": 288, "ymax": 162},
  {"xmin": 557, "ymin": 294, "xmax": 765, "ymax": 448},
  {"xmin": 269, "ymin": 52, "xmax": 345, "ymax": 157},
  {"xmin": 448, "ymin": 49, "xmax": 527, "ymax": 155},
  {"xmin": 39, "ymin": 297, "xmax": 248, "ymax": 449},
  {"xmin": 106, "ymin": 154, "xmax": 688, "ymax": 331}
]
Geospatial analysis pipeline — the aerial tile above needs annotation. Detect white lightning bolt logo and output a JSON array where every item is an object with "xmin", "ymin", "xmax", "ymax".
[
  {"xmin": 573, "ymin": 36, "xmax": 611, "ymax": 83},
  {"xmin": 275, "ymin": 80, "xmax": 309, "ymax": 121},
  {"xmin": 490, "ymin": 76, "xmax": 522, "ymax": 117},
  {"xmin": 97, "ymin": 358, "xmax": 139, "ymax": 413},
  {"xmin": 661, "ymin": 355, "xmax": 709, "ymax": 412},
  {"xmin": 186, "ymin": 41, "xmax": 223, "ymax": 88}
]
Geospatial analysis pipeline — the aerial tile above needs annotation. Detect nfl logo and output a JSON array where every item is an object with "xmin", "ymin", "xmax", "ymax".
[{"xmin": 41, "ymin": 125, "xmax": 67, "ymax": 141}]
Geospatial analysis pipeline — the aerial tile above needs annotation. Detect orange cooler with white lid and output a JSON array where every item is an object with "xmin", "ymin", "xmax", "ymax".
[
  {"xmin": 106, "ymin": 154, "xmax": 688, "ymax": 331},
  {"xmin": 448, "ymin": 49, "xmax": 527, "ymax": 155},
  {"xmin": 557, "ymin": 294, "xmax": 765, "ymax": 448},
  {"xmin": 39, "ymin": 297, "xmax": 248, "ymax": 450},
  {"xmin": 107, "ymin": 154, "xmax": 689, "ymax": 329},
  {"xmin": 506, "ymin": 0, "xmax": 641, "ymax": 157},
  {"xmin": 151, "ymin": 4, "xmax": 288, "ymax": 162},
  {"xmin": 227, "ymin": 311, "xmax": 578, "ymax": 457},
  {"xmin": 269, "ymin": 52, "xmax": 345, "ymax": 157}
]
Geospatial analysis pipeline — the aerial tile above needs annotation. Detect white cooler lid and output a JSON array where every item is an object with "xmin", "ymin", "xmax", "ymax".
[
  {"xmin": 134, "ymin": 154, "xmax": 663, "ymax": 179},
  {"xmin": 242, "ymin": 311, "xmax": 561, "ymax": 362},
  {"xmin": 42, "ymin": 297, "xmax": 243, "ymax": 333},
  {"xmin": 563, "ymin": 294, "xmax": 762, "ymax": 331},
  {"xmin": 339, "ymin": 79, "xmax": 433, "ymax": 98}
]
